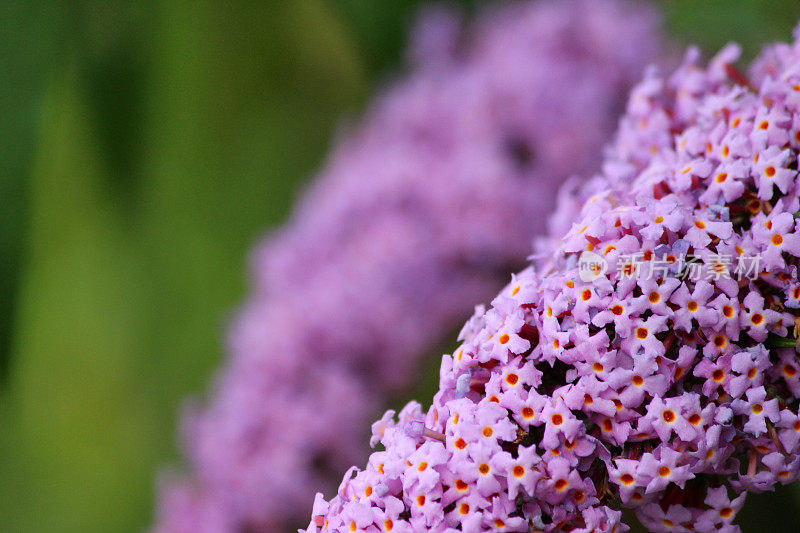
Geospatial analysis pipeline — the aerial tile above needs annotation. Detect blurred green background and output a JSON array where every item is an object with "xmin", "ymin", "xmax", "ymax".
[{"xmin": 2, "ymin": 1, "xmax": 800, "ymax": 531}]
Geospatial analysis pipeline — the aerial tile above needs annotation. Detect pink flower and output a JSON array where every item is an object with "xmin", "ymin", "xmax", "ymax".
[
  {"xmin": 308, "ymin": 14, "xmax": 800, "ymax": 533},
  {"xmin": 153, "ymin": 1, "xmax": 660, "ymax": 531}
]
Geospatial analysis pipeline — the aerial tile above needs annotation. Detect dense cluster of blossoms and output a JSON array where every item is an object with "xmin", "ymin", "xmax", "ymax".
[
  {"xmin": 307, "ymin": 25, "xmax": 800, "ymax": 533},
  {"xmin": 154, "ymin": 1, "xmax": 660, "ymax": 531}
]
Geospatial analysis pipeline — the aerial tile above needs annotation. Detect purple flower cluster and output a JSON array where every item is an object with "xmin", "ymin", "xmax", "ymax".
[
  {"xmin": 307, "ymin": 25, "xmax": 800, "ymax": 533},
  {"xmin": 154, "ymin": 1, "xmax": 660, "ymax": 531}
]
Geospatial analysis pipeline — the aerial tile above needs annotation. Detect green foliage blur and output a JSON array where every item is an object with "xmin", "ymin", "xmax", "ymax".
[{"xmin": 1, "ymin": 1, "xmax": 800, "ymax": 532}]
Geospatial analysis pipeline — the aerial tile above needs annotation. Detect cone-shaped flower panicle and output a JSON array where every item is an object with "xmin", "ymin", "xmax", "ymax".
[
  {"xmin": 153, "ymin": 1, "xmax": 660, "ymax": 531},
  {"xmin": 308, "ymin": 24, "xmax": 800, "ymax": 533}
]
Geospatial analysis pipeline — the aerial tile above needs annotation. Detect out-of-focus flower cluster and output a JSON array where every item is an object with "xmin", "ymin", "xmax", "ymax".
[
  {"xmin": 308, "ymin": 25, "xmax": 800, "ymax": 533},
  {"xmin": 154, "ymin": 1, "xmax": 660, "ymax": 531}
]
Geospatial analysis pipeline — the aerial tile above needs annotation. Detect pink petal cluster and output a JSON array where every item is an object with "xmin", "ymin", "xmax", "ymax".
[
  {"xmin": 154, "ymin": 1, "xmax": 659, "ymax": 531},
  {"xmin": 308, "ymin": 25, "xmax": 800, "ymax": 533},
  {"xmin": 153, "ymin": 1, "xmax": 660, "ymax": 531}
]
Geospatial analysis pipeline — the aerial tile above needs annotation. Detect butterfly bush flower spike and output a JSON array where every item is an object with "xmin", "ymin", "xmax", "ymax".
[
  {"xmin": 154, "ymin": 1, "xmax": 660, "ymax": 531},
  {"xmin": 308, "ymin": 23, "xmax": 800, "ymax": 533}
]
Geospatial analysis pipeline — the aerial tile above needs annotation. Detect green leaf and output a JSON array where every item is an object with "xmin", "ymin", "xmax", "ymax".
[
  {"xmin": 0, "ymin": 1, "xmax": 67, "ymax": 383},
  {"xmin": 766, "ymin": 333, "xmax": 799, "ymax": 349},
  {"xmin": 1, "ymin": 64, "xmax": 157, "ymax": 533}
]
